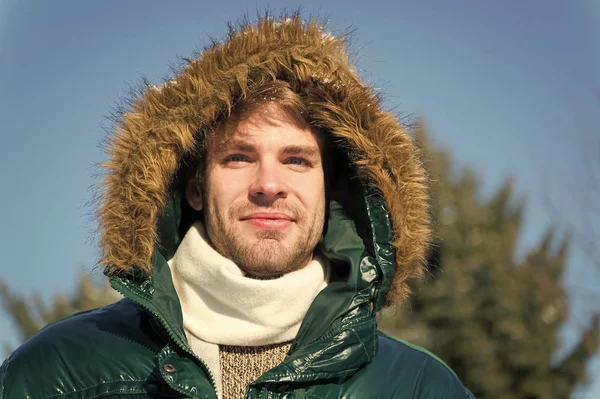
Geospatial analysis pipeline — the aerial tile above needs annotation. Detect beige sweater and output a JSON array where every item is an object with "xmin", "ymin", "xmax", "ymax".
[{"xmin": 220, "ymin": 342, "xmax": 292, "ymax": 399}]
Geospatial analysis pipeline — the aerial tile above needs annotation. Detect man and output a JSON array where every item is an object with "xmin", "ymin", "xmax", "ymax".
[{"xmin": 1, "ymin": 15, "xmax": 474, "ymax": 398}]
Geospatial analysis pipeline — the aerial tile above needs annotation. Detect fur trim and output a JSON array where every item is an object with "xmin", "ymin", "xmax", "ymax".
[{"xmin": 98, "ymin": 15, "xmax": 431, "ymax": 306}]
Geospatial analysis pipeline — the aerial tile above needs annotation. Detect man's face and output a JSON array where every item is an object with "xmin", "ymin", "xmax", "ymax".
[{"xmin": 186, "ymin": 108, "xmax": 326, "ymax": 278}]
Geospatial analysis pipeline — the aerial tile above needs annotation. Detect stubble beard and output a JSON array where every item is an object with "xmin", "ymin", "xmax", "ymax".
[{"xmin": 204, "ymin": 202, "xmax": 325, "ymax": 279}]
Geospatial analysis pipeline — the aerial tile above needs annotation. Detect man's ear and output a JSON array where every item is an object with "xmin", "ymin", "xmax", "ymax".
[{"xmin": 185, "ymin": 177, "xmax": 203, "ymax": 211}]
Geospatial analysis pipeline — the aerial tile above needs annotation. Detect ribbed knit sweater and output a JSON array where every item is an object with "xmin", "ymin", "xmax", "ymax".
[{"xmin": 219, "ymin": 342, "xmax": 292, "ymax": 399}]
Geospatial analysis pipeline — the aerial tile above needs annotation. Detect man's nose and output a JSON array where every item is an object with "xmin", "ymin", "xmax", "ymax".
[{"xmin": 249, "ymin": 162, "xmax": 288, "ymax": 202}]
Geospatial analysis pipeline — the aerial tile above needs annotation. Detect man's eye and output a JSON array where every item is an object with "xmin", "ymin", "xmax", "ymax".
[
  {"xmin": 286, "ymin": 157, "xmax": 309, "ymax": 166},
  {"xmin": 225, "ymin": 154, "xmax": 249, "ymax": 163}
]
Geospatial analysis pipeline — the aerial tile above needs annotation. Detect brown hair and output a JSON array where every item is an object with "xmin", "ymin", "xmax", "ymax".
[
  {"xmin": 194, "ymin": 80, "xmax": 331, "ymax": 186},
  {"xmin": 213, "ymin": 80, "xmax": 312, "ymax": 137}
]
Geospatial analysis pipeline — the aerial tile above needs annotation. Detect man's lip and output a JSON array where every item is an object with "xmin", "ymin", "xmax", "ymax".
[{"xmin": 241, "ymin": 213, "xmax": 293, "ymax": 221}]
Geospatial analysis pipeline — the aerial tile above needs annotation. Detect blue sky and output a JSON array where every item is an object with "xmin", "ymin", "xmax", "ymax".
[{"xmin": 1, "ymin": 0, "xmax": 598, "ymax": 395}]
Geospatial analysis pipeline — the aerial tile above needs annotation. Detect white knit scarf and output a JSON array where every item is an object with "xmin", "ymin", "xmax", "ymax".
[{"xmin": 167, "ymin": 221, "xmax": 330, "ymax": 347}]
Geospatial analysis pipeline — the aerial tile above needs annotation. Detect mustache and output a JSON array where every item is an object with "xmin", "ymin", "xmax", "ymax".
[{"xmin": 232, "ymin": 202, "xmax": 300, "ymax": 220}]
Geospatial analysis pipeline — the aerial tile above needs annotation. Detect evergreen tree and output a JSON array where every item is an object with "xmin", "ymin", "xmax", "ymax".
[
  {"xmin": 379, "ymin": 122, "xmax": 599, "ymax": 398},
  {"xmin": 0, "ymin": 273, "xmax": 120, "ymax": 355}
]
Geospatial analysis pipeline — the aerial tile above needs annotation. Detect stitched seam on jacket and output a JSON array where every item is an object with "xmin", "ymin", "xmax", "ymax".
[
  {"xmin": 266, "ymin": 317, "xmax": 376, "ymax": 379},
  {"xmin": 39, "ymin": 379, "xmax": 148, "ymax": 399},
  {"xmin": 349, "ymin": 329, "xmax": 371, "ymax": 363}
]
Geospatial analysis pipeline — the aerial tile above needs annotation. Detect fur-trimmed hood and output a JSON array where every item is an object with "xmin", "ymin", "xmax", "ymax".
[{"xmin": 98, "ymin": 14, "xmax": 431, "ymax": 307}]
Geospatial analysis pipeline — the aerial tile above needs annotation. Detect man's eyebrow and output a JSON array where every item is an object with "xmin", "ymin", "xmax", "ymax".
[
  {"xmin": 282, "ymin": 145, "xmax": 320, "ymax": 158},
  {"xmin": 215, "ymin": 140, "xmax": 257, "ymax": 154}
]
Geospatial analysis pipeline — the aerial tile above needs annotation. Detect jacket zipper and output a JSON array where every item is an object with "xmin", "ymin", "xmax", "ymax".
[{"xmin": 112, "ymin": 280, "xmax": 218, "ymax": 397}]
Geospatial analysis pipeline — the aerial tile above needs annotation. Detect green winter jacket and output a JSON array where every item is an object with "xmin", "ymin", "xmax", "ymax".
[{"xmin": 1, "ymin": 15, "xmax": 474, "ymax": 399}]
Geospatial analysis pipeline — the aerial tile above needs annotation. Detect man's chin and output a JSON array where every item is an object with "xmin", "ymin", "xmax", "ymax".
[
  {"xmin": 250, "ymin": 229, "xmax": 289, "ymax": 241},
  {"xmin": 237, "ymin": 242, "xmax": 293, "ymax": 273},
  {"xmin": 239, "ymin": 258, "xmax": 302, "ymax": 280},
  {"xmin": 248, "ymin": 236, "xmax": 287, "ymax": 251}
]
